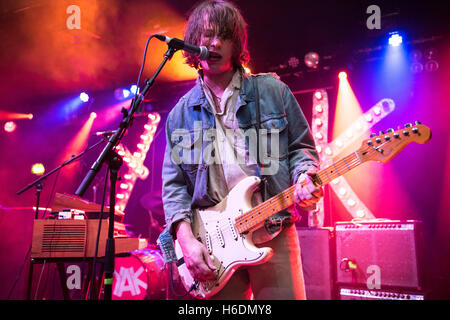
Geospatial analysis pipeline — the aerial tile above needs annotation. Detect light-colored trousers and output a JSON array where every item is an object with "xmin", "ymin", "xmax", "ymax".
[{"xmin": 209, "ymin": 224, "xmax": 306, "ymax": 300}]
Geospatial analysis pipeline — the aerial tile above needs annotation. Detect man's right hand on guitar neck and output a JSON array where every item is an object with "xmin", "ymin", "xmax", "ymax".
[{"xmin": 175, "ymin": 220, "xmax": 217, "ymax": 282}]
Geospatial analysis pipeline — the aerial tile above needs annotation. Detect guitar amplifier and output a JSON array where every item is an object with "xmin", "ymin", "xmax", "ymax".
[
  {"xmin": 297, "ymin": 227, "xmax": 335, "ymax": 300},
  {"xmin": 339, "ymin": 287, "xmax": 425, "ymax": 300},
  {"xmin": 335, "ymin": 220, "xmax": 423, "ymax": 290}
]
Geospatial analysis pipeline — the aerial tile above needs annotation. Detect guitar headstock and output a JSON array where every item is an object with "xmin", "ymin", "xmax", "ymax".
[{"xmin": 357, "ymin": 122, "xmax": 432, "ymax": 163}]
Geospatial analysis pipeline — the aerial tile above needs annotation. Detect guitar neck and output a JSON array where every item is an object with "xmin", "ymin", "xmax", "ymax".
[{"xmin": 234, "ymin": 152, "xmax": 363, "ymax": 233}]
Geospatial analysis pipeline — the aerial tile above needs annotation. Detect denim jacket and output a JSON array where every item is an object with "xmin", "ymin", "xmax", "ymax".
[{"xmin": 160, "ymin": 72, "xmax": 319, "ymax": 243}]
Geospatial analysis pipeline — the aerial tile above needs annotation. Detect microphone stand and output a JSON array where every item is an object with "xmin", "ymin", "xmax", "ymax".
[
  {"xmin": 74, "ymin": 46, "xmax": 177, "ymax": 300},
  {"xmin": 16, "ymin": 137, "xmax": 109, "ymax": 211}
]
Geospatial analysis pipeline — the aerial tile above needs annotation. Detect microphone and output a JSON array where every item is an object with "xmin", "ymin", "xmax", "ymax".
[
  {"xmin": 93, "ymin": 130, "xmax": 117, "ymax": 137},
  {"xmin": 154, "ymin": 34, "xmax": 209, "ymax": 60}
]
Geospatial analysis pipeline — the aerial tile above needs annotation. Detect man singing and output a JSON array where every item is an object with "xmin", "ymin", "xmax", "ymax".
[{"xmin": 161, "ymin": 0, "xmax": 322, "ymax": 300}]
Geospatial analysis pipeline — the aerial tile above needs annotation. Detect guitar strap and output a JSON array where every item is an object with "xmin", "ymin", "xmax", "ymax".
[
  {"xmin": 252, "ymin": 76, "xmax": 267, "ymax": 201},
  {"xmin": 251, "ymin": 75, "xmax": 294, "ymax": 239}
]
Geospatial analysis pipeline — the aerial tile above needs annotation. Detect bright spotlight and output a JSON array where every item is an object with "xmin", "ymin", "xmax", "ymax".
[
  {"xmin": 388, "ymin": 33, "xmax": 403, "ymax": 47},
  {"xmin": 338, "ymin": 71, "xmax": 347, "ymax": 80},
  {"xmin": 122, "ymin": 89, "xmax": 131, "ymax": 98},
  {"xmin": 130, "ymin": 85, "xmax": 138, "ymax": 95},
  {"xmin": 31, "ymin": 163, "xmax": 45, "ymax": 176},
  {"xmin": 90, "ymin": 112, "xmax": 97, "ymax": 119},
  {"xmin": 4, "ymin": 121, "xmax": 17, "ymax": 133},
  {"xmin": 80, "ymin": 92, "xmax": 90, "ymax": 102},
  {"xmin": 314, "ymin": 91, "xmax": 323, "ymax": 100}
]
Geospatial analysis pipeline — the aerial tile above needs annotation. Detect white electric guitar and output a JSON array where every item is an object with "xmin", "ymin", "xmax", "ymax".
[{"xmin": 174, "ymin": 123, "xmax": 431, "ymax": 299}]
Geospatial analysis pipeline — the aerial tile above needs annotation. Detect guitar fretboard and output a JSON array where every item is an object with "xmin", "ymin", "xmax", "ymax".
[{"xmin": 234, "ymin": 152, "xmax": 362, "ymax": 233}]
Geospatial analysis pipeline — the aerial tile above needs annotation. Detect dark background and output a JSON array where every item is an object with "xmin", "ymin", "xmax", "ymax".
[{"xmin": 0, "ymin": 0, "xmax": 449, "ymax": 299}]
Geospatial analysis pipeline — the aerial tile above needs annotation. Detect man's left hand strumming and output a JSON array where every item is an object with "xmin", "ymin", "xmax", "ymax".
[{"xmin": 294, "ymin": 167, "xmax": 323, "ymax": 207}]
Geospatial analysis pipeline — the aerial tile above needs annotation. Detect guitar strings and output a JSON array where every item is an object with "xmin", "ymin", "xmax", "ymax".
[
  {"xmin": 234, "ymin": 138, "xmax": 405, "ymax": 232},
  {"xmin": 206, "ymin": 138, "xmax": 405, "ymax": 238}
]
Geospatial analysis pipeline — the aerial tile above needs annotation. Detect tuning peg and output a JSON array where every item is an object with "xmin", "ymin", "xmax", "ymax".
[
  {"xmin": 412, "ymin": 127, "xmax": 419, "ymax": 134},
  {"xmin": 370, "ymin": 133, "xmax": 377, "ymax": 138},
  {"xmin": 415, "ymin": 121, "xmax": 421, "ymax": 125},
  {"xmin": 379, "ymin": 131, "xmax": 385, "ymax": 135},
  {"xmin": 387, "ymin": 128, "xmax": 394, "ymax": 133},
  {"xmin": 405, "ymin": 123, "xmax": 412, "ymax": 128}
]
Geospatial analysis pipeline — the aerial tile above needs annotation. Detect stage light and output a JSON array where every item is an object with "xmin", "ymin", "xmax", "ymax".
[
  {"xmin": 364, "ymin": 114, "xmax": 373, "ymax": 123},
  {"xmin": 80, "ymin": 92, "xmax": 90, "ymax": 102},
  {"xmin": 356, "ymin": 210, "xmax": 366, "ymax": 218},
  {"xmin": 288, "ymin": 57, "xmax": 300, "ymax": 69},
  {"xmin": 90, "ymin": 112, "xmax": 97, "ymax": 119},
  {"xmin": 148, "ymin": 112, "xmax": 161, "ymax": 122},
  {"xmin": 243, "ymin": 65, "xmax": 252, "ymax": 75},
  {"xmin": 31, "ymin": 163, "xmax": 45, "ymax": 176},
  {"xmin": 425, "ymin": 60, "xmax": 439, "ymax": 72},
  {"xmin": 338, "ymin": 71, "xmax": 347, "ymax": 80},
  {"xmin": 388, "ymin": 33, "xmax": 402, "ymax": 47},
  {"xmin": 120, "ymin": 183, "xmax": 131, "ymax": 190},
  {"xmin": 314, "ymin": 91, "xmax": 323, "ymax": 100},
  {"xmin": 338, "ymin": 187, "xmax": 347, "ymax": 197},
  {"xmin": 314, "ymin": 119, "xmax": 323, "ymax": 127},
  {"xmin": 315, "ymin": 132, "xmax": 324, "ymax": 141},
  {"xmin": 4, "ymin": 121, "xmax": 17, "ymax": 133},
  {"xmin": 122, "ymin": 89, "xmax": 131, "ymax": 98},
  {"xmin": 0, "ymin": 112, "xmax": 34, "ymax": 121},
  {"xmin": 373, "ymin": 106, "xmax": 382, "ymax": 116},
  {"xmin": 304, "ymin": 51, "xmax": 320, "ymax": 69},
  {"xmin": 130, "ymin": 85, "xmax": 138, "ymax": 95}
]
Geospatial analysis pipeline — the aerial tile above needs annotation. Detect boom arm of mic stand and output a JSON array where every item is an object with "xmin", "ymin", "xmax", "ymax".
[
  {"xmin": 74, "ymin": 46, "xmax": 177, "ymax": 198},
  {"xmin": 16, "ymin": 137, "xmax": 108, "ymax": 196}
]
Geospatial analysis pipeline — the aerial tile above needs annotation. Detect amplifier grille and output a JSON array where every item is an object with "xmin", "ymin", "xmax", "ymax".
[{"xmin": 32, "ymin": 220, "xmax": 87, "ymax": 257}]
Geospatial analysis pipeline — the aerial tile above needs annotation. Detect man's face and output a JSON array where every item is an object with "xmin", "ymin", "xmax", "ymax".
[{"xmin": 198, "ymin": 27, "xmax": 234, "ymax": 76}]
